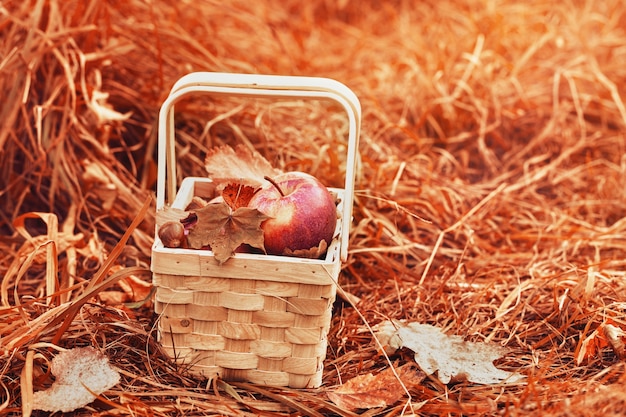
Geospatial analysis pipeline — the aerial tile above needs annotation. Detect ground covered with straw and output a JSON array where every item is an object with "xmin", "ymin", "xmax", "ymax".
[{"xmin": 2, "ymin": 0, "xmax": 626, "ymax": 415}]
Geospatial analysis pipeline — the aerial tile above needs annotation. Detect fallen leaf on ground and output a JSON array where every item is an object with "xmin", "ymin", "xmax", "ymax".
[
  {"xmin": 99, "ymin": 266, "xmax": 154, "ymax": 308},
  {"xmin": 373, "ymin": 320, "xmax": 525, "ymax": 385},
  {"xmin": 328, "ymin": 365, "xmax": 425, "ymax": 411},
  {"xmin": 32, "ymin": 347, "xmax": 120, "ymax": 413},
  {"xmin": 576, "ymin": 327, "xmax": 609, "ymax": 364},
  {"xmin": 90, "ymin": 92, "xmax": 131, "ymax": 123},
  {"xmin": 187, "ymin": 201, "xmax": 268, "ymax": 263},
  {"xmin": 576, "ymin": 320, "xmax": 626, "ymax": 364},
  {"xmin": 603, "ymin": 323, "xmax": 626, "ymax": 359}
]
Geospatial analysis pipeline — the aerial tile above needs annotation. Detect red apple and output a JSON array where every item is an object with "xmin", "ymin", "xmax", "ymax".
[{"xmin": 248, "ymin": 171, "xmax": 337, "ymax": 256}]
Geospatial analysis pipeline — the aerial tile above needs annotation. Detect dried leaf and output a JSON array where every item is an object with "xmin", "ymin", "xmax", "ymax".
[
  {"xmin": 32, "ymin": 347, "xmax": 120, "ymax": 413},
  {"xmin": 221, "ymin": 182, "xmax": 259, "ymax": 210},
  {"xmin": 205, "ymin": 145, "xmax": 282, "ymax": 187},
  {"xmin": 282, "ymin": 238, "xmax": 328, "ymax": 259},
  {"xmin": 155, "ymin": 206, "xmax": 189, "ymax": 228},
  {"xmin": 604, "ymin": 323, "xmax": 626, "ymax": 359},
  {"xmin": 576, "ymin": 327, "xmax": 609, "ymax": 365},
  {"xmin": 373, "ymin": 320, "xmax": 525, "ymax": 385},
  {"xmin": 328, "ymin": 365, "xmax": 424, "ymax": 411},
  {"xmin": 576, "ymin": 321, "xmax": 626, "ymax": 364},
  {"xmin": 187, "ymin": 202, "xmax": 268, "ymax": 264},
  {"xmin": 89, "ymin": 89, "xmax": 132, "ymax": 124},
  {"xmin": 99, "ymin": 266, "xmax": 153, "ymax": 307},
  {"xmin": 186, "ymin": 196, "xmax": 210, "ymax": 210}
]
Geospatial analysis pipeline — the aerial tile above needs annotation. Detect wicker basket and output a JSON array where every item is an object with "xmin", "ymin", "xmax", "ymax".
[{"xmin": 151, "ymin": 72, "xmax": 361, "ymax": 388}]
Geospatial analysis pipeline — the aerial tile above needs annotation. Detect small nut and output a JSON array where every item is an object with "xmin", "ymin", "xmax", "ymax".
[{"xmin": 158, "ymin": 221, "xmax": 185, "ymax": 248}]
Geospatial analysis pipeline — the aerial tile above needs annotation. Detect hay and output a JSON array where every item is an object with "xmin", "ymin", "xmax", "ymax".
[{"xmin": 1, "ymin": 0, "xmax": 626, "ymax": 415}]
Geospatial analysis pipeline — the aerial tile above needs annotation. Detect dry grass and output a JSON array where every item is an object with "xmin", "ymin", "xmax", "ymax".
[{"xmin": 2, "ymin": 0, "xmax": 626, "ymax": 415}]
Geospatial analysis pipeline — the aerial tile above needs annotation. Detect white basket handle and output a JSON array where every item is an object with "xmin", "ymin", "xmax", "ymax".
[{"xmin": 157, "ymin": 72, "xmax": 361, "ymax": 262}]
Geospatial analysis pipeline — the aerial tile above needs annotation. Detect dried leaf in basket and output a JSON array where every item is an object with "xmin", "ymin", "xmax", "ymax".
[
  {"xmin": 221, "ymin": 182, "xmax": 260, "ymax": 210},
  {"xmin": 155, "ymin": 206, "xmax": 188, "ymax": 228},
  {"xmin": 187, "ymin": 201, "xmax": 268, "ymax": 264},
  {"xmin": 205, "ymin": 144, "xmax": 282, "ymax": 187},
  {"xmin": 282, "ymin": 238, "xmax": 328, "ymax": 259}
]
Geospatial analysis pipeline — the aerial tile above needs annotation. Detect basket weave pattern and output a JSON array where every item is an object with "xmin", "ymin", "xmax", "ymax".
[
  {"xmin": 154, "ymin": 270, "xmax": 337, "ymax": 388},
  {"xmin": 152, "ymin": 177, "xmax": 343, "ymax": 388}
]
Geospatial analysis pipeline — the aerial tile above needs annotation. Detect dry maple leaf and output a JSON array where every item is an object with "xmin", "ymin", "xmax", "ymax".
[
  {"xmin": 187, "ymin": 201, "xmax": 268, "ymax": 264},
  {"xmin": 32, "ymin": 347, "xmax": 120, "ymax": 413},
  {"xmin": 205, "ymin": 144, "xmax": 282, "ymax": 187},
  {"xmin": 328, "ymin": 365, "xmax": 424, "ymax": 411},
  {"xmin": 221, "ymin": 182, "xmax": 259, "ymax": 210},
  {"xmin": 373, "ymin": 320, "xmax": 525, "ymax": 385}
]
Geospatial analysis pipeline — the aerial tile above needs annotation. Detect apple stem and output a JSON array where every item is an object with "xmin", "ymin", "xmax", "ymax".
[{"xmin": 264, "ymin": 175, "xmax": 285, "ymax": 197}]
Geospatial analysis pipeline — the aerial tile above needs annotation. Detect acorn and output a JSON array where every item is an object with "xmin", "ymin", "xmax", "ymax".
[{"xmin": 158, "ymin": 221, "xmax": 186, "ymax": 248}]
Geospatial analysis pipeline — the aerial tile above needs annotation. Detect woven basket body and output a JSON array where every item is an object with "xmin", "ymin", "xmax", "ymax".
[
  {"xmin": 153, "ymin": 179, "xmax": 343, "ymax": 388},
  {"xmin": 151, "ymin": 72, "xmax": 360, "ymax": 388}
]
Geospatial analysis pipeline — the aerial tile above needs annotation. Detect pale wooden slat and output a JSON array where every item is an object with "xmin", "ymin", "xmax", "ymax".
[
  {"xmin": 251, "ymin": 310, "xmax": 295, "ymax": 328},
  {"xmin": 286, "ymin": 298, "xmax": 331, "ymax": 316},
  {"xmin": 250, "ymin": 340, "xmax": 293, "ymax": 359},
  {"xmin": 187, "ymin": 304, "xmax": 228, "ymax": 321},
  {"xmin": 220, "ymin": 291, "xmax": 264, "ymax": 311},
  {"xmin": 215, "ymin": 351, "xmax": 258, "ymax": 369},
  {"xmin": 152, "ymin": 244, "xmax": 341, "ymax": 285},
  {"xmin": 285, "ymin": 327, "xmax": 322, "ymax": 345},
  {"xmin": 289, "ymin": 371, "xmax": 323, "ymax": 389},
  {"xmin": 246, "ymin": 370, "xmax": 290, "ymax": 387},
  {"xmin": 218, "ymin": 321, "xmax": 261, "ymax": 340}
]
